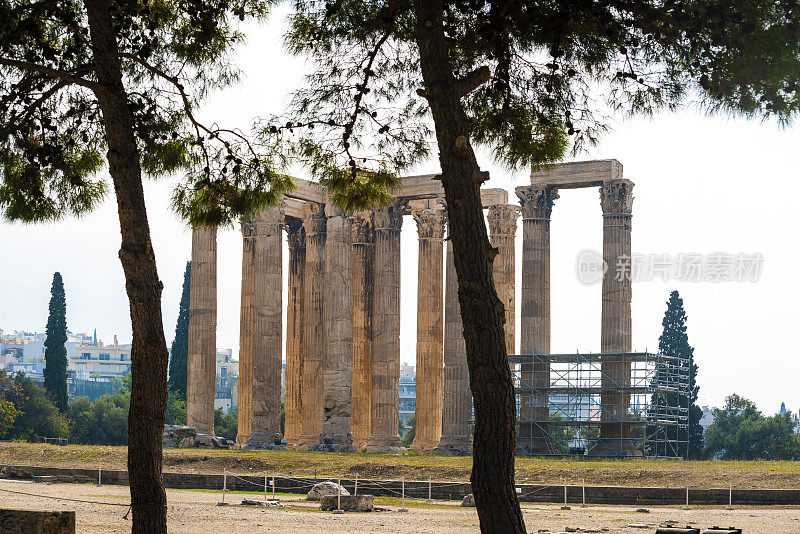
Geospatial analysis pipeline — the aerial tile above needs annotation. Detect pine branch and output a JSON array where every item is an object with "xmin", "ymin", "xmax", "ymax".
[{"xmin": 0, "ymin": 57, "xmax": 102, "ymax": 91}]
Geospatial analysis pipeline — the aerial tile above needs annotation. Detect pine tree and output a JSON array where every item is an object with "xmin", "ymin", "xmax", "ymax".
[
  {"xmin": 168, "ymin": 262, "xmax": 191, "ymax": 401},
  {"xmin": 654, "ymin": 290, "xmax": 702, "ymax": 458},
  {"xmin": 0, "ymin": 3, "xmax": 285, "ymax": 531},
  {"xmin": 43, "ymin": 272, "xmax": 68, "ymax": 412},
  {"xmin": 279, "ymin": 2, "xmax": 800, "ymax": 530}
]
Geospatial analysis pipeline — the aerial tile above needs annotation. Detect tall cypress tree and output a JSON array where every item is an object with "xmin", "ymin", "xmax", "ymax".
[
  {"xmin": 43, "ymin": 272, "xmax": 68, "ymax": 412},
  {"xmin": 654, "ymin": 290, "xmax": 703, "ymax": 458},
  {"xmin": 168, "ymin": 262, "xmax": 191, "ymax": 401}
]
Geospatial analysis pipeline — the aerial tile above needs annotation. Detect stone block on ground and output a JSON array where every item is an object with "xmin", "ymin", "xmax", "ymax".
[
  {"xmin": 320, "ymin": 494, "xmax": 374, "ymax": 512},
  {"xmin": 307, "ymin": 481, "xmax": 349, "ymax": 501},
  {"xmin": 0, "ymin": 509, "xmax": 75, "ymax": 534},
  {"xmin": 461, "ymin": 493, "xmax": 475, "ymax": 507},
  {"xmin": 31, "ymin": 476, "xmax": 55, "ymax": 484},
  {"xmin": 163, "ymin": 425, "xmax": 197, "ymax": 448}
]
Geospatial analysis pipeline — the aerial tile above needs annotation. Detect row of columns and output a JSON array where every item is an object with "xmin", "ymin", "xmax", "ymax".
[{"xmin": 186, "ymin": 178, "xmax": 633, "ymax": 455}]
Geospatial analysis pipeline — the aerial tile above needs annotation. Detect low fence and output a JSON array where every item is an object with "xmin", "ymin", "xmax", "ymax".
[{"xmin": 2, "ymin": 464, "xmax": 799, "ymax": 506}]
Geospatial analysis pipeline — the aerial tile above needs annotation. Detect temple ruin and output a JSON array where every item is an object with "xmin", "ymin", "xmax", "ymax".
[{"xmin": 185, "ymin": 159, "xmax": 686, "ymax": 457}]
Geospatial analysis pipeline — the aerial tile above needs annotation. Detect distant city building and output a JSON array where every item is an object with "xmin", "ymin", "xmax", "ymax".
[
  {"xmin": 215, "ymin": 349, "xmax": 238, "ymax": 413},
  {"xmin": 70, "ymin": 338, "xmax": 132, "ymax": 380},
  {"xmin": 399, "ymin": 363, "xmax": 416, "ymax": 423},
  {"xmin": 699, "ymin": 405, "xmax": 716, "ymax": 430}
]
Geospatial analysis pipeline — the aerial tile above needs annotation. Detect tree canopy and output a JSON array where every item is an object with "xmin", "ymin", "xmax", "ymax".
[{"xmin": 0, "ymin": 0, "xmax": 291, "ymax": 227}]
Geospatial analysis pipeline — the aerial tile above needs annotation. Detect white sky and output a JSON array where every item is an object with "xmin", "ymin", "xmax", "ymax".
[{"xmin": 1, "ymin": 8, "xmax": 799, "ymax": 413}]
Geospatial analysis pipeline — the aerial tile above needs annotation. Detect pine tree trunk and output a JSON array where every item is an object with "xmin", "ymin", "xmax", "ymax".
[
  {"xmin": 84, "ymin": 2, "xmax": 169, "ymax": 532},
  {"xmin": 413, "ymin": 2, "xmax": 526, "ymax": 532}
]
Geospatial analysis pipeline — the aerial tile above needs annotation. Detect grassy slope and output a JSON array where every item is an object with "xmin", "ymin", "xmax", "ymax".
[{"xmin": 1, "ymin": 442, "xmax": 799, "ymax": 489}]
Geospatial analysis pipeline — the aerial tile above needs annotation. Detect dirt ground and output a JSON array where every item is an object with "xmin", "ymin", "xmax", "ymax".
[
  {"xmin": 3, "ymin": 442, "xmax": 800, "ymax": 489},
  {"xmin": 1, "ymin": 479, "xmax": 799, "ymax": 534}
]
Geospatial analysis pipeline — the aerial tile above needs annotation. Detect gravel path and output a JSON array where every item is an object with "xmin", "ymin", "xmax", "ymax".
[{"xmin": 1, "ymin": 479, "xmax": 798, "ymax": 533}]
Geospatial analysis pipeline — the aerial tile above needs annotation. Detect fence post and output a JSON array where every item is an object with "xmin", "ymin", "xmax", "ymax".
[
  {"xmin": 399, "ymin": 477, "xmax": 408, "ymax": 512},
  {"xmin": 272, "ymin": 474, "xmax": 275, "ymax": 500},
  {"xmin": 264, "ymin": 472, "xmax": 268, "ymax": 501},
  {"xmin": 354, "ymin": 473, "xmax": 358, "ymax": 496},
  {"xmin": 97, "ymin": 460, "xmax": 102, "ymax": 487},
  {"xmin": 427, "ymin": 476, "xmax": 432, "ymax": 503},
  {"xmin": 581, "ymin": 478, "xmax": 586, "ymax": 508}
]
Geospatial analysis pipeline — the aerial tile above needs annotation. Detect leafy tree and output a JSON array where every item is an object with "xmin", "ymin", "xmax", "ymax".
[
  {"xmin": 0, "ymin": 396, "xmax": 19, "ymax": 437},
  {"xmin": 649, "ymin": 291, "xmax": 702, "ymax": 458},
  {"xmin": 165, "ymin": 389, "xmax": 187, "ymax": 426},
  {"xmin": 168, "ymin": 261, "xmax": 191, "ymax": 400},
  {"xmin": 703, "ymin": 394, "xmax": 800, "ymax": 460},
  {"xmin": 0, "ymin": 2, "xmax": 288, "ymax": 530},
  {"xmin": 281, "ymin": 2, "xmax": 800, "ymax": 529},
  {"xmin": 43, "ymin": 272, "xmax": 68, "ymax": 411},
  {"xmin": 401, "ymin": 415, "xmax": 416, "ymax": 447},
  {"xmin": 68, "ymin": 391, "xmax": 129, "ymax": 445},
  {"xmin": 214, "ymin": 407, "xmax": 238, "ymax": 441},
  {"xmin": 2, "ymin": 371, "xmax": 68, "ymax": 441}
]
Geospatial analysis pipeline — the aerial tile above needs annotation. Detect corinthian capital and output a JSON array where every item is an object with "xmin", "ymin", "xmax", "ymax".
[
  {"xmin": 301, "ymin": 202, "xmax": 327, "ymax": 237},
  {"xmin": 487, "ymin": 204, "xmax": 520, "ymax": 237},
  {"xmin": 286, "ymin": 217, "xmax": 305, "ymax": 249},
  {"xmin": 350, "ymin": 212, "xmax": 373, "ymax": 245},
  {"xmin": 600, "ymin": 179, "xmax": 634, "ymax": 215},
  {"xmin": 253, "ymin": 203, "xmax": 284, "ymax": 236},
  {"xmin": 412, "ymin": 208, "xmax": 446, "ymax": 240},
  {"xmin": 515, "ymin": 185, "xmax": 559, "ymax": 220},
  {"xmin": 372, "ymin": 202, "xmax": 404, "ymax": 232}
]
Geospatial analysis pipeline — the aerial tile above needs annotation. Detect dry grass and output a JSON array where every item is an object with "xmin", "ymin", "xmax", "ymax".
[{"xmin": 1, "ymin": 442, "xmax": 799, "ymax": 489}]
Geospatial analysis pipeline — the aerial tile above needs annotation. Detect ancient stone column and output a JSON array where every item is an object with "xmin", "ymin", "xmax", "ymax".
[
  {"xmin": 317, "ymin": 205, "xmax": 355, "ymax": 451},
  {"xmin": 187, "ymin": 226, "xmax": 217, "ymax": 435},
  {"xmin": 283, "ymin": 218, "xmax": 305, "ymax": 447},
  {"xmin": 434, "ymin": 236, "xmax": 471, "ymax": 454},
  {"xmin": 598, "ymin": 179, "xmax": 634, "ymax": 456},
  {"xmin": 296, "ymin": 202, "xmax": 327, "ymax": 450},
  {"xmin": 410, "ymin": 205, "xmax": 446, "ymax": 451},
  {"xmin": 236, "ymin": 205, "xmax": 284, "ymax": 449},
  {"xmin": 487, "ymin": 204, "xmax": 520, "ymax": 354},
  {"xmin": 516, "ymin": 185, "xmax": 558, "ymax": 454},
  {"xmin": 235, "ymin": 218, "xmax": 255, "ymax": 447},
  {"xmin": 365, "ymin": 202, "xmax": 404, "ymax": 452},
  {"xmin": 350, "ymin": 213, "xmax": 374, "ymax": 450}
]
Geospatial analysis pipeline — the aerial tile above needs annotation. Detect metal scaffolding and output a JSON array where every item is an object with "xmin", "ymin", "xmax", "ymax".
[{"xmin": 508, "ymin": 352, "xmax": 690, "ymax": 458}]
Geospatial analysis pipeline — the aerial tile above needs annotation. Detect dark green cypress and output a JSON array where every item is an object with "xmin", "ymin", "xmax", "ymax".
[
  {"xmin": 167, "ymin": 262, "xmax": 191, "ymax": 400},
  {"xmin": 43, "ymin": 272, "xmax": 68, "ymax": 412},
  {"xmin": 654, "ymin": 290, "xmax": 703, "ymax": 458}
]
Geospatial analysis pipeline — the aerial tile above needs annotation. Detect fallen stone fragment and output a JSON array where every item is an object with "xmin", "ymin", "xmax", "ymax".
[
  {"xmin": 307, "ymin": 481, "xmax": 349, "ymax": 501},
  {"xmin": 320, "ymin": 495, "xmax": 374, "ymax": 512},
  {"xmin": 461, "ymin": 494, "xmax": 475, "ymax": 507}
]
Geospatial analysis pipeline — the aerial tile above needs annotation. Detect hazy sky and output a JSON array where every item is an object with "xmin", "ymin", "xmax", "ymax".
[{"xmin": 1, "ymin": 7, "xmax": 798, "ymax": 412}]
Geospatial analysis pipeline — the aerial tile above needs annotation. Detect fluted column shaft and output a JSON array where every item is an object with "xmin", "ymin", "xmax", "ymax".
[
  {"xmin": 350, "ymin": 214, "xmax": 374, "ymax": 450},
  {"xmin": 296, "ymin": 203, "xmax": 327, "ymax": 450},
  {"xmin": 236, "ymin": 205, "xmax": 284, "ymax": 448},
  {"xmin": 434, "ymin": 236, "xmax": 471, "ymax": 454},
  {"xmin": 410, "ymin": 207, "xmax": 446, "ymax": 451},
  {"xmin": 318, "ymin": 206, "xmax": 355, "ymax": 450},
  {"xmin": 187, "ymin": 226, "xmax": 217, "ymax": 435},
  {"xmin": 599, "ymin": 179, "xmax": 634, "ymax": 455},
  {"xmin": 283, "ymin": 218, "xmax": 305, "ymax": 446},
  {"xmin": 516, "ymin": 185, "xmax": 558, "ymax": 454},
  {"xmin": 236, "ymin": 218, "xmax": 255, "ymax": 446},
  {"xmin": 487, "ymin": 204, "xmax": 520, "ymax": 354},
  {"xmin": 365, "ymin": 203, "xmax": 403, "ymax": 452}
]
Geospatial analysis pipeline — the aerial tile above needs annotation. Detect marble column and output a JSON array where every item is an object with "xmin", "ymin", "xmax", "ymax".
[
  {"xmin": 350, "ymin": 213, "xmax": 374, "ymax": 450},
  {"xmin": 296, "ymin": 202, "xmax": 327, "ymax": 450},
  {"xmin": 516, "ymin": 185, "xmax": 558, "ymax": 454},
  {"xmin": 283, "ymin": 218, "xmax": 305, "ymax": 446},
  {"xmin": 598, "ymin": 179, "xmax": 634, "ymax": 455},
  {"xmin": 365, "ymin": 202, "xmax": 404, "ymax": 452},
  {"xmin": 434, "ymin": 236, "xmax": 471, "ymax": 454},
  {"xmin": 187, "ymin": 226, "xmax": 217, "ymax": 435},
  {"xmin": 235, "ymin": 217, "xmax": 255, "ymax": 447},
  {"xmin": 487, "ymin": 204, "xmax": 520, "ymax": 354},
  {"xmin": 236, "ymin": 205, "xmax": 284, "ymax": 449},
  {"xmin": 317, "ymin": 205, "xmax": 355, "ymax": 451},
  {"xmin": 410, "ymin": 206, "xmax": 446, "ymax": 451}
]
